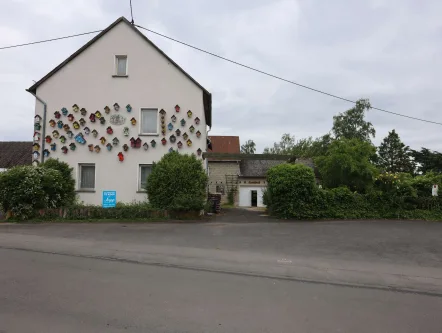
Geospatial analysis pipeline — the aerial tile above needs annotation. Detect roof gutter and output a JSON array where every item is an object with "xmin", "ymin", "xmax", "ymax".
[{"xmin": 26, "ymin": 89, "xmax": 47, "ymax": 164}]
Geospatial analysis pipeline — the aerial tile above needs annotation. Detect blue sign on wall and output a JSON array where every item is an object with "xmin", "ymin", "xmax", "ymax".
[{"xmin": 102, "ymin": 190, "xmax": 116, "ymax": 208}]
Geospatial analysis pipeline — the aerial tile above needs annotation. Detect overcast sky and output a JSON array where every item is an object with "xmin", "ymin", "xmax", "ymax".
[{"xmin": 1, "ymin": 0, "xmax": 441, "ymax": 152}]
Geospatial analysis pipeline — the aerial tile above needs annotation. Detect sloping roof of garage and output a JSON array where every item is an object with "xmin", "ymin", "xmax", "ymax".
[
  {"xmin": 240, "ymin": 159, "xmax": 287, "ymax": 177},
  {"xmin": 0, "ymin": 142, "xmax": 32, "ymax": 168}
]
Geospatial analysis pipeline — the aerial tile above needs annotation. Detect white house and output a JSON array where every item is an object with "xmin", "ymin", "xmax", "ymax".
[{"xmin": 28, "ymin": 17, "xmax": 212, "ymax": 205}]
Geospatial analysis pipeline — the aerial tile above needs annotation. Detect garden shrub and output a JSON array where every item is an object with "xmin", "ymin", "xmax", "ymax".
[
  {"xmin": 146, "ymin": 152, "xmax": 208, "ymax": 211},
  {"xmin": 409, "ymin": 172, "xmax": 442, "ymax": 197},
  {"xmin": 41, "ymin": 158, "xmax": 76, "ymax": 206}
]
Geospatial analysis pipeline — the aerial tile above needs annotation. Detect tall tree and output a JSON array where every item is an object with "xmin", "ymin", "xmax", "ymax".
[
  {"xmin": 332, "ymin": 99, "xmax": 375, "ymax": 142},
  {"xmin": 412, "ymin": 148, "xmax": 442, "ymax": 174},
  {"xmin": 377, "ymin": 130, "xmax": 414, "ymax": 173},
  {"xmin": 263, "ymin": 134, "xmax": 296, "ymax": 155},
  {"xmin": 240, "ymin": 139, "xmax": 256, "ymax": 154}
]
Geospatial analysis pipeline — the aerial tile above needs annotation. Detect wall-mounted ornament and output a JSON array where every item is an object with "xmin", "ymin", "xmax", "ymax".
[
  {"xmin": 175, "ymin": 105, "xmax": 180, "ymax": 113},
  {"xmin": 123, "ymin": 144, "xmax": 129, "ymax": 151},
  {"xmin": 159, "ymin": 109, "xmax": 166, "ymax": 116},
  {"xmin": 183, "ymin": 132, "xmax": 189, "ymax": 140},
  {"xmin": 150, "ymin": 140, "xmax": 156, "ymax": 148},
  {"xmin": 75, "ymin": 133, "xmax": 86, "ymax": 144},
  {"xmin": 88, "ymin": 144, "xmax": 94, "ymax": 152},
  {"xmin": 61, "ymin": 107, "xmax": 68, "ymax": 116},
  {"xmin": 60, "ymin": 136, "xmax": 66, "ymax": 143},
  {"xmin": 189, "ymin": 125, "xmax": 195, "ymax": 133},
  {"xmin": 95, "ymin": 111, "xmax": 102, "ymax": 119},
  {"xmin": 54, "ymin": 111, "xmax": 61, "ymax": 119},
  {"xmin": 197, "ymin": 148, "xmax": 202, "ymax": 156},
  {"xmin": 45, "ymin": 135, "xmax": 52, "ymax": 144},
  {"xmin": 72, "ymin": 104, "xmax": 79, "ymax": 113},
  {"xmin": 112, "ymin": 137, "xmax": 119, "ymax": 146},
  {"xmin": 168, "ymin": 123, "xmax": 173, "ymax": 131},
  {"xmin": 169, "ymin": 147, "xmax": 174, "ymax": 153},
  {"xmin": 130, "ymin": 137, "xmax": 142, "ymax": 148},
  {"xmin": 52, "ymin": 130, "xmax": 60, "ymax": 138},
  {"xmin": 123, "ymin": 127, "xmax": 129, "ymax": 136},
  {"xmin": 196, "ymin": 130, "xmax": 201, "ymax": 138},
  {"xmin": 161, "ymin": 129, "xmax": 166, "ymax": 136},
  {"xmin": 180, "ymin": 119, "xmax": 186, "ymax": 127},
  {"xmin": 118, "ymin": 152, "xmax": 124, "ymax": 162},
  {"xmin": 67, "ymin": 114, "xmax": 74, "ymax": 122},
  {"xmin": 49, "ymin": 119, "xmax": 56, "ymax": 127},
  {"xmin": 130, "ymin": 117, "xmax": 136, "ymax": 126},
  {"xmin": 99, "ymin": 117, "xmax": 106, "ymax": 125},
  {"xmin": 171, "ymin": 115, "xmax": 177, "ymax": 122},
  {"xmin": 50, "ymin": 143, "xmax": 56, "ymax": 151},
  {"xmin": 104, "ymin": 106, "xmax": 110, "ymax": 114},
  {"xmin": 94, "ymin": 145, "xmax": 101, "ymax": 153},
  {"xmin": 161, "ymin": 138, "xmax": 167, "ymax": 145},
  {"xmin": 106, "ymin": 126, "xmax": 113, "ymax": 135},
  {"xmin": 57, "ymin": 120, "xmax": 63, "ymax": 129},
  {"xmin": 61, "ymin": 146, "xmax": 68, "ymax": 154},
  {"xmin": 67, "ymin": 131, "xmax": 74, "ymax": 139},
  {"xmin": 79, "ymin": 118, "xmax": 86, "ymax": 126},
  {"xmin": 195, "ymin": 117, "xmax": 200, "ymax": 125},
  {"xmin": 34, "ymin": 115, "xmax": 42, "ymax": 124},
  {"xmin": 89, "ymin": 114, "xmax": 96, "ymax": 122},
  {"xmin": 161, "ymin": 118, "xmax": 165, "ymax": 126},
  {"xmin": 92, "ymin": 129, "xmax": 98, "ymax": 138},
  {"xmin": 186, "ymin": 139, "xmax": 192, "ymax": 147},
  {"xmin": 169, "ymin": 135, "xmax": 176, "ymax": 143},
  {"xmin": 126, "ymin": 104, "xmax": 132, "ymax": 112},
  {"xmin": 84, "ymin": 127, "xmax": 91, "ymax": 135},
  {"xmin": 187, "ymin": 110, "xmax": 193, "ymax": 118},
  {"xmin": 106, "ymin": 143, "xmax": 113, "ymax": 151},
  {"xmin": 100, "ymin": 137, "xmax": 106, "ymax": 145},
  {"xmin": 34, "ymin": 123, "xmax": 41, "ymax": 131},
  {"xmin": 113, "ymin": 103, "xmax": 120, "ymax": 111},
  {"xmin": 73, "ymin": 121, "xmax": 80, "ymax": 130},
  {"xmin": 63, "ymin": 124, "xmax": 70, "ymax": 132},
  {"xmin": 175, "ymin": 129, "xmax": 181, "ymax": 136},
  {"xmin": 33, "ymin": 132, "xmax": 40, "ymax": 142},
  {"xmin": 110, "ymin": 114, "xmax": 126, "ymax": 125},
  {"xmin": 80, "ymin": 108, "xmax": 87, "ymax": 116},
  {"xmin": 177, "ymin": 141, "xmax": 183, "ymax": 149},
  {"xmin": 69, "ymin": 142, "xmax": 76, "ymax": 151},
  {"xmin": 33, "ymin": 143, "xmax": 40, "ymax": 151},
  {"xmin": 143, "ymin": 142, "xmax": 149, "ymax": 150},
  {"xmin": 33, "ymin": 151, "xmax": 40, "ymax": 160}
]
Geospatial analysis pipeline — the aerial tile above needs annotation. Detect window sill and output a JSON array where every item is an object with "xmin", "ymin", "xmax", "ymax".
[
  {"xmin": 139, "ymin": 133, "xmax": 159, "ymax": 136},
  {"xmin": 76, "ymin": 189, "xmax": 96, "ymax": 193},
  {"xmin": 112, "ymin": 75, "xmax": 129, "ymax": 78}
]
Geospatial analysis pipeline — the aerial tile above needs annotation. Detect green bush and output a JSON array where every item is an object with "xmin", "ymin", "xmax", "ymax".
[
  {"xmin": 409, "ymin": 172, "xmax": 442, "ymax": 197},
  {"xmin": 41, "ymin": 158, "xmax": 76, "ymax": 206},
  {"xmin": 146, "ymin": 152, "xmax": 208, "ymax": 211},
  {"xmin": 266, "ymin": 163, "xmax": 317, "ymax": 218}
]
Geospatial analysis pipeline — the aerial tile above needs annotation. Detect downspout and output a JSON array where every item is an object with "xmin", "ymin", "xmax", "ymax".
[{"xmin": 26, "ymin": 89, "xmax": 47, "ymax": 164}]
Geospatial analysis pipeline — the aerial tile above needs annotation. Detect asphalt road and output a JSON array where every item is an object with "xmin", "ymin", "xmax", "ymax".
[{"xmin": 1, "ymin": 214, "xmax": 442, "ymax": 332}]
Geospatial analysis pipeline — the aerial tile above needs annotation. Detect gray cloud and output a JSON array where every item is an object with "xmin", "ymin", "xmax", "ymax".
[{"xmin": 1, "ymin": 0, "xmax": 441, "ymax": 152}]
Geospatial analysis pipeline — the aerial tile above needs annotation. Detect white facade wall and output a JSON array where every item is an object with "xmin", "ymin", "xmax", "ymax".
[{"xmin": 33, "ymin": 21, "xmax": 207, "ymax": 205}]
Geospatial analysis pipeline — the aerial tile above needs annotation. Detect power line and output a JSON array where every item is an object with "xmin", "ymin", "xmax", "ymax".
[
  {"xmin": 0, "ymin": 30, "xmax": 102, "ymax": 51},
  {"xmin": 129, "ymin": 0, "xmax": 135, "ymax": 24},
  {"xmin": 135, "ymin": 24, "xmax": 442, "ymax": 126}
]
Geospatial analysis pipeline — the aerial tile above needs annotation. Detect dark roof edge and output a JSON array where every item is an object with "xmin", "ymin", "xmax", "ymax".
[
  {"xmin": 27, "ymin": 16, "xmax": 212, "ymax": 127},
  {"xmin": 203, "ymin": 153, "xmax": 294, "ymax": 160}
]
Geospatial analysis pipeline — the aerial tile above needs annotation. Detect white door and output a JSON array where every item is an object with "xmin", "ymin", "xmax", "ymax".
[{"xmin": 239, "ymin": 186, "xmax": 266, "ymax": 207}]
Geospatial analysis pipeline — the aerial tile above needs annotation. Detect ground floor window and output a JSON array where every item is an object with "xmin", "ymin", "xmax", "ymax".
[
  {"xmin": 79, "ymin": 164, "xmax": 95, "ymax": 190},
  {"xmin": 139, "ymin": 164, "xmax": 153, "ymax": 191}
]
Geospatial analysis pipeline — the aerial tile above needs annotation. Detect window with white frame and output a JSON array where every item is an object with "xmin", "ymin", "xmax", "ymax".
[
  {"xmin": 115, "ymin": 55, "xmax": 127, "ymax": 76},
  {"xmin": 139, "ymin": 164, "xmax": 153, "ymax": 191},
  {"xmin": 140, "ymin": 108, "xmax": 158, "ymax": 134},
  {"xmin": 79, "ymin": 164, "xmax": 95, "ymax": 190}
]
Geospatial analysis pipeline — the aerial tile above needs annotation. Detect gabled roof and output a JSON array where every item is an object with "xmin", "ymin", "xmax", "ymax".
[
  {"xmin": 27, "ymin": 16, "xmax": 212, "ymax": 127},
  {"xmin": 0, "ymin": 142, "xmax": 32, "ymax": 168}
]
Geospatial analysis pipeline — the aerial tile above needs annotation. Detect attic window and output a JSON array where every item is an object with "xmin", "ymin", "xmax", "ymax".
[{"xmin": 115, "ymin": 55, "xmax": 128, "ymax": 76}]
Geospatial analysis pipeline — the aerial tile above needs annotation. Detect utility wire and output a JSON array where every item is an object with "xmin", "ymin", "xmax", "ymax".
[
  {"xmin": 129, "ymin": 0, "xmax": 135, "ymax": 24},
  {"xmin": 0, "ymin": 30, "xmax": 102, "ymax": 51},
  {"xmin": 135, "ymin": 24, "xmax": 442, "ymax": 126}
]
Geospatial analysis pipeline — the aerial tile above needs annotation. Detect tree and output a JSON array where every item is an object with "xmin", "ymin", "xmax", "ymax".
[
  {"xmin": 411, "ymin": 148, "xmax": 442, "ymax": 174},
  {"xmin": 332, "ymin": 99, "xmax": 375, "ymax": 142},
  {"xmin": 241, "ymin": 139, "xmax": 256, "ymax": 154},
  {"xmin": 263, "ymin": 133, "xmax": 296, "ymax": 154},
  {"xmin": 377, "ymin": 130, "xmax": 414, "ymax": 173},
  {"xmin": 315, "ymin": 138, "xmax": 378, "ymax": 192},
  {"xmin": 146, "ymin": 152, "xmax": 208, "ymax": 211}
]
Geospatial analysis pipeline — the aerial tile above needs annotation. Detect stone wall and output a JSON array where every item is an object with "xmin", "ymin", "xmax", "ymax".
[{"xmin": 208, "ymin": 161, "xmax": 240, "ymax": 204}]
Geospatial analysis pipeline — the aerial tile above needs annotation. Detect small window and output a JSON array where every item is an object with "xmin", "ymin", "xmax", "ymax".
[
  {"xmin": 140, "ymin": 108, "xmax": 158, "ymax": 134},
  {"xmin": 115, "ymin": 55, "xmax": 127, "ymax": 76},
  {"xmin": 139, "ymin": 164, "xmax": 153, "ymax": 191},
  {"xmin": 79, "ymin": 164, "xmax": 95, "ymax": 190}
]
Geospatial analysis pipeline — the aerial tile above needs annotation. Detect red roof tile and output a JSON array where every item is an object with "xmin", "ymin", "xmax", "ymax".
[{"xmin": 208, "ymin": 136, "xmax": 240, "ymax": 154}]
